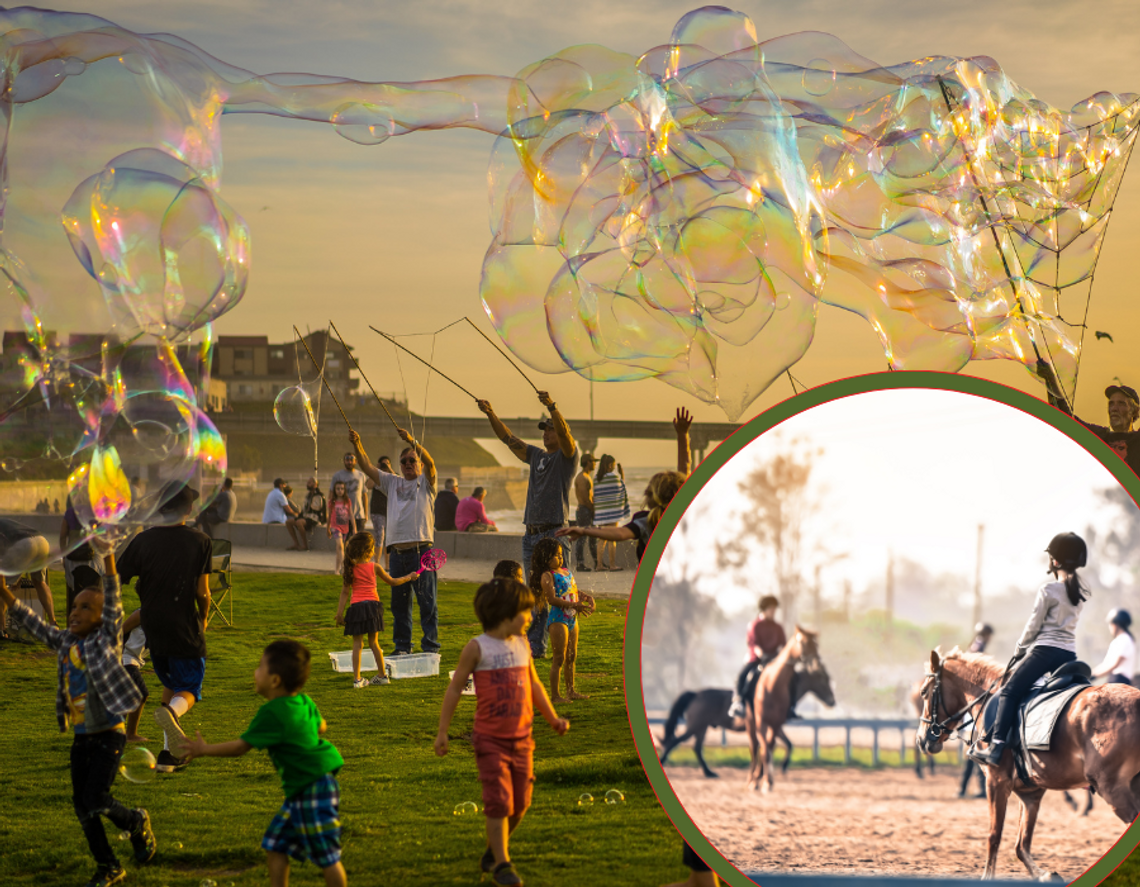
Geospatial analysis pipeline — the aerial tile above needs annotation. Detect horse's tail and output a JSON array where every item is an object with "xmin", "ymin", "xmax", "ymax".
[{"xmin": 664, "ymin": 691, "xmax": 697, "ymax": 742}]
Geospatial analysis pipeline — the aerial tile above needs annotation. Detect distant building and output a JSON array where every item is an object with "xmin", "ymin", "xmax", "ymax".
[
  {"xmin": 213, "ymin": 331, "xmax": 358, "ymax": 404},
  {"xmin": 1, "ymin": 330, "xmax": 228, "ymax": 411}
]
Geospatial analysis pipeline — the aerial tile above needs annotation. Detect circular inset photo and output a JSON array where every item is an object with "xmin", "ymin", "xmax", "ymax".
[{"xmin": 626, "ymin": 373, "xmax": 1140, "ymax": 887}]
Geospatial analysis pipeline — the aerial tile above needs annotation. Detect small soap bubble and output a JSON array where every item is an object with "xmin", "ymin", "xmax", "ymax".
[
  {"xmin": 577, "ymin": 792, "xmax": 594, "ymax": 806},
  {"xmin": 453, "ymin": 801, "xmax": 478, "ymax": 816},
  {"xmin": 0, "ymin": 457, "xmax": 20, "ymax": 472},
  {"xmin": 200, "ymin": 880, "xmax": 217, "ymax": 887},
  {"xmin": 171, "ymin": 841, "xmax": 183, "ymax": 850},
  {"xmin": 119, "ymin": 747, "xmax": 157, "ymax": 784},
  {"xmin": 604, "ymin": 789, "xmax": 625, "ymax": 804},
  {"xmin": 117, "ymin": 831, "xmax": 129, "ymax": 841}
]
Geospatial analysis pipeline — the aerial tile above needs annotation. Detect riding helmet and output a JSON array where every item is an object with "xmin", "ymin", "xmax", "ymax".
[
  {"xmin": 1108, "ymin": 609, "xmax": 1132, "ymax": 630},
  {"xmin": 1045, "ymin": 532, "xmax": 1087, "ymax": 570}
]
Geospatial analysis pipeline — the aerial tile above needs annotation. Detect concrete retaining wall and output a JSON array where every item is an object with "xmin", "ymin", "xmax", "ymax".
[{"xmin": 3, "ymin": 514, "xmax": 641, "ymax": 568}]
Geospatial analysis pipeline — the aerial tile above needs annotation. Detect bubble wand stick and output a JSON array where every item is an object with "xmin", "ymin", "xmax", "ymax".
[
  {"xmin": 294, "ymin": 325, "xmax": 352, "ymax": 430},
  {"xmin": 369, "ymin": 326, "xmax": 479, "ymax": 402},
  {"xmin": 464, "ymin": 317, "xmax": 539, "ymax": 393},
  {"xmin": 329, "ymin": 320, "xmax": 400, "ymax": 432}
]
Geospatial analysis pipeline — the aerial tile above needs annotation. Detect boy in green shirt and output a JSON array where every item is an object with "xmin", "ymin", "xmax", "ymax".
[{"xmin": 177, "ymin": 640, "xmax": 346, "ymax": 887}]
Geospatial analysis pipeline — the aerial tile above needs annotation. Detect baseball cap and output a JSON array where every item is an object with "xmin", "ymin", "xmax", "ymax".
[
  {"xmin": 1105, "ymin": 384, "xmax": 1139, "ymax": 404},
  {"xmin": 537, "ymin": 417, "xmax": 555, "ymax": 431},
  {"xmin": 158, "ymin": 483, "xmax": 200, "ymax": 513}
]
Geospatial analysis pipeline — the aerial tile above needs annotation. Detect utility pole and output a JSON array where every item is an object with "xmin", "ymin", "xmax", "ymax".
[
  {"xmin": 813, "ymin": 563, "xmax": 822, "ymax": 628},
  {"xmin": 973, "ymin": 524, "xmax": 984, "ymax": 629},
  {"xmin": 886, "ymin": 549, "xmax": 894, "ymax": 637}
]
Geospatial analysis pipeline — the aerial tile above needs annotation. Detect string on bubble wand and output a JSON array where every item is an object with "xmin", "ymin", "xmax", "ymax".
[
  {"xmin": 370, "ymin": 326, "xmax": 481, "ymax": 401},
  {"xmin": 935, "ymin": 76, "xmax": 1073, "ymax": 414},
  {"xmin": 329, "ymin": 321, "xmax": 400, "ymax": 433},
  {"xmin": 464, "ymin": 316, "xmax": 539, "ymax": 393},
  {"xmin": 294, "ymin": 326, "xmax": 352, "ymax": 430}
]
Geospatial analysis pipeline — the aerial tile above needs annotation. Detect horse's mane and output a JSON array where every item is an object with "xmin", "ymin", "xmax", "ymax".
[{"xmin": 944, "ymin": 649, "xmax": 1003, "ymax": 690}]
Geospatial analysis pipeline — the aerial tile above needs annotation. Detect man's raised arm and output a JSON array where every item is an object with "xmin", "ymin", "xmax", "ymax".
[
  {"xmin": 349, "ymin": 431, "xmax": 381, "ymax": 483},
  {"xmin": 477, "ymin": 399, "xmax": 529, "ymax": 463},
  {"xmin": 539, "ymin": 390, "xmax": 575, "ymax": 458}
]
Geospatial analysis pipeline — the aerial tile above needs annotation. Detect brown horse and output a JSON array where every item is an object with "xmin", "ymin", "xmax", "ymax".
[
  {"xmin": 916, "ymin": 647, "xmax": 1140, "ymax": 880},
  {"xmin": 659, "ymin": 661, "xmax": 837, "ymax": 778},
  {"xmin": 747, "ymin": 626, "xmax": 834, "ymax": 792}
]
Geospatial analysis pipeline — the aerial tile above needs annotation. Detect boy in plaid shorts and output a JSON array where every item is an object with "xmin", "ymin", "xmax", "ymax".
[{"xmin": 177, "ymin": 640, "xmax": 346, "ymax": 887}]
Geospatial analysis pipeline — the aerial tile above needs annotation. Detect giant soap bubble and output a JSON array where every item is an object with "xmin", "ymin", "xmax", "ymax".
[{"xmin": 0, "ymin": 3, "xmax": 1135, "ymax": 542}]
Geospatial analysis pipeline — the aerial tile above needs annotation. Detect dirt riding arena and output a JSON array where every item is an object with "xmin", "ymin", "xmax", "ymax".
[{"xmin": 666, "ymin": 765, "xmax": 1128, "ymax": 881}]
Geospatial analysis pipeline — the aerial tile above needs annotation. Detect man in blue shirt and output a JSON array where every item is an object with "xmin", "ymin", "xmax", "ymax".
[{"xmin": 477, "ymin": 390, "xmax": 578, "ymax": 657}]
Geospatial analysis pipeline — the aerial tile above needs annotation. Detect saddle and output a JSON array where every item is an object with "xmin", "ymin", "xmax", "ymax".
[{"xmin": 979, "ymin": 661, "xmax": 1092, "ymax": 783}]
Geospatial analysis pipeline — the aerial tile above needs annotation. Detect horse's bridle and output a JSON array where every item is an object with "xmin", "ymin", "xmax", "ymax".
[{"xmin": 918, "ymin": 660, "xmax": 997, "ymax": 752}]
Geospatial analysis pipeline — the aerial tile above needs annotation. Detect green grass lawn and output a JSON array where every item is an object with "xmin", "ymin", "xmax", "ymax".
[{"xmin": 0, "ymin": 573, "xmax": 684, "ymax": 886}]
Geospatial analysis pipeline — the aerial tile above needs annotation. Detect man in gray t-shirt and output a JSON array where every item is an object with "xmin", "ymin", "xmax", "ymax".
[
  {"xmin": 477, "ymin": 389, "xmax": 577, "ymax": 657},
  {"xmin": 328, "ymin": 452, "xmax": 368, "ymax": 522}
]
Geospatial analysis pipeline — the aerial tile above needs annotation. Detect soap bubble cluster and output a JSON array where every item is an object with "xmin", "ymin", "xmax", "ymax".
[
  {"xmin": 1, "ymin": 5, "xmax": 1134, "ymax": 533},
  {"xmin": 479, "ymin": 8, "xmax": 1138, "ymax": 418},
  {"xmin": 0, "ymin": 8, "xmax": 240, "ymax": 571},
  {"xmin": 453, "ymin": 800, "xmax": 479, "ymax": 816}
]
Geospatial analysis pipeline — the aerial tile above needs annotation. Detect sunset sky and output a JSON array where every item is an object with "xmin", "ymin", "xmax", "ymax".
[{"xmin": 15, "ymin": 1, "xmax": 1140, "ymax": 461}]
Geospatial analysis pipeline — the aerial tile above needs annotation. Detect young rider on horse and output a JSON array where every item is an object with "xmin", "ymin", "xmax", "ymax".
[
  {"xmin": 970, "ymin": 532, "xmax": 1090, "ymax": 767},
  {"xmin": 727, "ymin": 595, "xmax": 786, "ymax": 719}
]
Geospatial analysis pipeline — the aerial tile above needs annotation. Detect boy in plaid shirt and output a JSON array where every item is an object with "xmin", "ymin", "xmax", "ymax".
[
  {"xmin": 177, "ymin": 640, "xmax": 346, "ymax": 887},
  {"xmin": 0, "ymin": 546, "xmax": 157, "ymax": 887}
]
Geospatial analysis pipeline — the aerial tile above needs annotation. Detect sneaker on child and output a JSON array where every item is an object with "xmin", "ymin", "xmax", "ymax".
[
  {"xmin": 129, "ymin": 809, "xmax": 157, "ymax": 864},
  {"xmin": 85, "ymin": 864, "xmax": 126, "ymax": 887},
  {"xmin": 154, "ymin": 749, "xmax": 189, "ymax": 773},
  {"xmin": 353, "ymin": 677, "xmax": 370, "ymax": 689}
]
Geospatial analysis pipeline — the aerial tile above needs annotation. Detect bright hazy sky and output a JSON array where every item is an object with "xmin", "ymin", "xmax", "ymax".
[
  {"xmin": 658, "ymin": 388, "xmax": 1132, "ymax": 613},
  {"xmin": 27, "ymin": 2, "xmax": 1140, "ymax": 460}
]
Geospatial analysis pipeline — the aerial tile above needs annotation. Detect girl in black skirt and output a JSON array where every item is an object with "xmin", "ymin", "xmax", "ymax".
[{"xmin": 335, "ymin": 533, "xmax": 419, "ymax": 689}]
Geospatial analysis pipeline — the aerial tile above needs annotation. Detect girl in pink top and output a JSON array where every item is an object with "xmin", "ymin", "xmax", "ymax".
[
  {"xmin": 435, "ymin": 577, "xmax": 569, "ymax": 887},
  {"xmin": 335, "ymin": 533, "xmax": 417, "ymax": 689},
  {"xmin": 327, "ymin": 481, "xmax": 356, "ymax": 576}
]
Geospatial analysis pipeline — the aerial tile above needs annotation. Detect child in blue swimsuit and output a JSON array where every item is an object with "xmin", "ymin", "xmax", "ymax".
[{"xmin": 529, "ymin": 538, "xmax": 594, "ymax": 702}]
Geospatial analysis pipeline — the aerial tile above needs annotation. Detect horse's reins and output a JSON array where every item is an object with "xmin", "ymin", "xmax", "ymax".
[{"xmin": 919, "ymin": 656, "xmax": 1017, "ymax": 750}]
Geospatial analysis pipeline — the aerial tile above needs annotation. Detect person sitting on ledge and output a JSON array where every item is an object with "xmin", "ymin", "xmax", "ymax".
[{"xmin": 456, "ymin": 488, "xmax": 498, "ymax": 533}]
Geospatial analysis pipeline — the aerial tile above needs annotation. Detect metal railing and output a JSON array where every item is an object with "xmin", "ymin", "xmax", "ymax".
[{"xmin": 649, "ymin": 716, "xmax": 964, "ymax": 766}]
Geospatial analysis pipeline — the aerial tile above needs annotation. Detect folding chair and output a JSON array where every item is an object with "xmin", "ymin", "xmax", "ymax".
[{"xmin": 207, "ymin": 538, "xmax": 234, "ymax": 627}]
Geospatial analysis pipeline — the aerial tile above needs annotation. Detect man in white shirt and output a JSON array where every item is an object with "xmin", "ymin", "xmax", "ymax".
[
  {"xmin": 261, "ymin": 478, "xmax": 303, "ymax": 550},
  {"xmin": 350, "ymin": 427, "xmax": 439, "ymax": 655}
]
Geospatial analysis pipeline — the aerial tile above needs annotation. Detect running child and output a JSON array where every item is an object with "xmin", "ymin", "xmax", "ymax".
[
  {"xmin": 334, "ymin": 532, "xmax": 419, "ymax": 688},
  {"xmin": 327, "ymin": 481, "xmax": 356, "ymax": 575},
  {"xmin": 529, "ymin": 538, "xmax": 595, "ymax": 703},
  {"xmin": 0, "ymin": 546, "xmax": 156, "ymax": 887},
  {"xmin": 435, "ymin": 577, "xmax": 569, "ymax": 887},
  {"xmin": 176, "ymin": 640, "xmax": 347, "ymax": 887}
]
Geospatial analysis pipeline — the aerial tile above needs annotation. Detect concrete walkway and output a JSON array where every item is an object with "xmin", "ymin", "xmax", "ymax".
[{"xmin": 229, "ymin": 544, "xmax": 640, "ymax": 601}]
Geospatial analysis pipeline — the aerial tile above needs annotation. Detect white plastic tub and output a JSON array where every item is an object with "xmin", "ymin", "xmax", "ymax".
[
  {"xmin": 448, "ymin": 670, "xmax": 477, "ymax": 696},
  {"xmin": 328, "ymin": 651, "xmax": 378, "ymax": 673},
  {"xmin": 385, "ymin": 652, "xmax": 441, "ymax": 680}
]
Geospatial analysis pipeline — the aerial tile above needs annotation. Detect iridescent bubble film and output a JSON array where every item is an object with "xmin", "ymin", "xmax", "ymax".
[{"xmin": 0, "ymin": 3, "xmax": 1135, "ymax": 538}]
